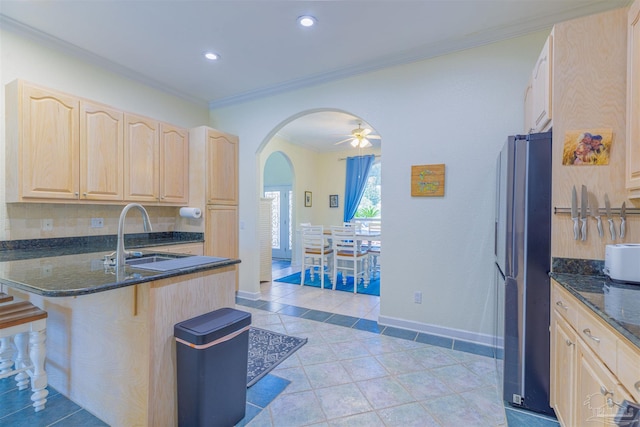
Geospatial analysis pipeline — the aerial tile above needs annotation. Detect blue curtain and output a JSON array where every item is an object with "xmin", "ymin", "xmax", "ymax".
[{"xmin": 343, "ymin": 155, "xmax": 375, "ymax": 222}]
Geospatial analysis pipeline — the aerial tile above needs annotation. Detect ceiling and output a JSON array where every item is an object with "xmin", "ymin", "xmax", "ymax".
[{"xmin": 0, "ymin": 0, "xmax": 630, "ymax": 151}]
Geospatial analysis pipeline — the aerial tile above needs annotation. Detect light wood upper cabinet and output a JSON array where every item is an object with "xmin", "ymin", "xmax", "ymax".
[
  {"xmin": 124, "ymin": 114, "xmax": 160, "ymax": 202},
  {"xmin": 524, "ymin": 32, "xmax": 553, "ymax": 133},
  {"xmin": 6, "ymin": 80, "xmax": 80, "ymax": 201},
  {"xmin": 80, "ymin": 101, "xmax": 124, "ymax": 201},
  {"xmin": 206, "ymin": 129, "xmax": 238, "ymax": 205},
  {"xmin": 6, "ymin": 79, "xmax": 188, "ymax": 205},
  {"xmin": 627, "ymin": 0, "xmax": 640, "ymax": 197},
  {"xmin": 159, "ymin": 123, "xmax": 189, "ymax": 204}
]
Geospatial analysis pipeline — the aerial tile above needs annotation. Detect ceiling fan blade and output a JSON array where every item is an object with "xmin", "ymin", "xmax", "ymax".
[
  {"xmin": 361, "ymin": 128, "xmax": 372, "ymax": 136},
  {"xmin": 367, "ymin": 134, "xmax": 381, "ymax": 140},
  {"xmin": 334, "ymin": 138, "xmax": 353, "ymax": 145}
]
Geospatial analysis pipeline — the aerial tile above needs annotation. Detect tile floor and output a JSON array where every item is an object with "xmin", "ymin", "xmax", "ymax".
[{"xmin": 0, "ymin": 259, "xmax": 560, "ymax": 426}]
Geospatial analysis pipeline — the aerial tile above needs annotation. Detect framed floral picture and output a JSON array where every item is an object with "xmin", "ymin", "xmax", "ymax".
[
  {"xmin": 305, "ymin": 191, "xmax": 312, "ymax": 207},
  {"xmin": 329, "ymin": 194, "xmax": 339, "ymax": 208}
]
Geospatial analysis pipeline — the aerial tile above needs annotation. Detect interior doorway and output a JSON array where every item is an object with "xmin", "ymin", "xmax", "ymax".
[
  {"xmin": 264, "ymin": 152, "xmax": 293, "ymax": 260},
  {"xmin": 264, "ymin": 186, "xmax": 292, "ymax": 259}
]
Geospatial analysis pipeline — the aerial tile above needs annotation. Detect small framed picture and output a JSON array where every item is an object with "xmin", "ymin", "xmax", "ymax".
[
  {"xmin": 305, "ymin": 191, "xmax": 312, "ymax": 207},
  {"xmin": 329, "ymin": 194, "xmax": 339, "ymax": 208}
]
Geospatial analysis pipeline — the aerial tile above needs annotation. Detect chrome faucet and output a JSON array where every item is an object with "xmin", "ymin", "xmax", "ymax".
[{"xmin": 116, "ymin": 203, "xmax": 152, "ymax": 268}]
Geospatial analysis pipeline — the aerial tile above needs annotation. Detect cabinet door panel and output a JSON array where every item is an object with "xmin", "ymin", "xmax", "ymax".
[
  {"xmin": 80, "ymin": 101, "xmax": 123, "ymax": 200},
  {"xmin": 206, "ymin": 130, "xmax": 238, "ymax": 205},
  {"xmin": 22, "ymin": 85, "xmax": 79, "ymax": 199},
  {"xmin": 125, "ymin": 114, "xmax": 159, "ymax": 202},
  {"xmin": 576, "ymin": 340, "xmax": 621, "ymax": 426},
  {"xmin": 205, "ymin": 205, "xmax": 238, "ymax": 259},
  {"xmin": 551, "ymin": 312, "xmax": 576, "ymax": 427},
  {"xmin": 159, "ymin": 123, "xmax": 189, "ymax": 204},
  {"xmin": 627, "ymin": 0, "xmax": 640, "ymax": 196},
  {"xmin": 532, "ymin": 34, "xmax": 552, "ymax": 132}
]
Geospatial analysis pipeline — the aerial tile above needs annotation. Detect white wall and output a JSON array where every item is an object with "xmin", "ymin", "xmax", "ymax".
[
  {"xmin": 211, "ymin": 30, "xmax": 549, "ymax": 344},
  {"xmin": 0, "ymin": 29, "xmax": 209, "ymax": 240}
]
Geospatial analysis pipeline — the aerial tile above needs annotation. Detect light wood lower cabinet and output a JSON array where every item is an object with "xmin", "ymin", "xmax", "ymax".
[
  {"xmin": 550, "ymin": 280, "xmax": 639, "ymax": 426},
  {"xmin": 551, "ymin": 311, "xmax": 576, "ymax": 427}
]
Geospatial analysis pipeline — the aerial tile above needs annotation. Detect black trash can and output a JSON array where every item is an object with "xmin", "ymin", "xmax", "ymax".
[{"xmin": 175, "ymin": 307, "xmax": 251, "ymax": 427}]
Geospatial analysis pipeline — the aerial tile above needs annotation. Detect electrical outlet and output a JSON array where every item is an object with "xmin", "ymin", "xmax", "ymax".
[
  {"xmin": 414, "ymin": 291, "xmax": 422, "ymax": 304},
  {"xmin": 41, "ymin": 219, "xmax": 53, "ymax": 231},
  {"xmin": 91, "ymin": 218, "xmax": 104, "ymax": 228}
]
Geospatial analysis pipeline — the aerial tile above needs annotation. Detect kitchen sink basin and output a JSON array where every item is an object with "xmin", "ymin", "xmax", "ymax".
[
  {"xmin": 125, "ymin": 255, "xmax": 174, "ymax": 266},
  {"xmin": 126, "ymin": 255, "xmax": 230, "ymax": 272}
]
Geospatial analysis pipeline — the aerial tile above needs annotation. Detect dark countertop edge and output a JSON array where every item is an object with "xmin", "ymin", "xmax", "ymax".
[
  {"xmin": 550, "ymin": 272, "xmax": 640, "ymax": 350},
  {"xmin": 0, "ymin": 258, "xmax": 240, "ymax": 298}
]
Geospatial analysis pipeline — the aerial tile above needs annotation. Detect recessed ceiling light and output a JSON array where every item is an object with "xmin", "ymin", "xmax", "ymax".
[
  {"xmin": 204, "ymin": 52, "xmax": 220, "ymax": 61},
  {"xmin": 297, "ymin": 15, "xmax": 317, "ymax": 28}
]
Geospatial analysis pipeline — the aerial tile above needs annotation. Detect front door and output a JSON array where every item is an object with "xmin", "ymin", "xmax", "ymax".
[{"xmin": 264, "ymin": 187, "xmax": 291, "ymax": 259}]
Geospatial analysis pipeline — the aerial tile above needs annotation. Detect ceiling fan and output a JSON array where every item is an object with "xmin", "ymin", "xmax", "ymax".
[{"xmin": 334, "ymin": 123, "xmax": 381, "ymax": 148}]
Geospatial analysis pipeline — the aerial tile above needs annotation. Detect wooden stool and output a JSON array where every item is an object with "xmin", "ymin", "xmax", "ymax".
[{"xmin": 0, "ymin": 301, "xmax": 49, "ymax": 412}]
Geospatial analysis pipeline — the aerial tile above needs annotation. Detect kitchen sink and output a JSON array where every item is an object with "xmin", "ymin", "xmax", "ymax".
[
  {"xmin": 125, "ymin": 255, "xmax": 174, "ymax": 266},
  {"xmin": 126, "ymin": 255, "xmax": 230, "ymax": 272}
]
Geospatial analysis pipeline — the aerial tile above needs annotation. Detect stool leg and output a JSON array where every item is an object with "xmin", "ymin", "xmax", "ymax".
[
  {"xmin": 29, "ymin": 329, "xmax": 48, "ymax": 412},
  {"xmin": 0, "ymin": 337, "xmax": 15, "ymax": 375},
  {"xmin": 13, "ymin": 332, "xmax": 30, "ymax": 390}
]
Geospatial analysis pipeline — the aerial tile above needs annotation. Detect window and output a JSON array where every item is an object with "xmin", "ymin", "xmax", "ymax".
[{"xmin": 355, "ymin": 161, "xmax": 381, "ymax": 219}]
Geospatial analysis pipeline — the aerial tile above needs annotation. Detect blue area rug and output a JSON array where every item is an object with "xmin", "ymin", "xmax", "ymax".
[
  {"xmin": 247, "ymin": 327, "xmax": 307, "ymax": 387},
  {"xmin": 275, "ymin": 272, "xmax": 380, "ymax": 296}
]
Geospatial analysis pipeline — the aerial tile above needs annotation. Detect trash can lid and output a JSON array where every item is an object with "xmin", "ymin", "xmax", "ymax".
[{"xmin": 174, "ymin": 307, "xmax": 251, "ymax": 345}]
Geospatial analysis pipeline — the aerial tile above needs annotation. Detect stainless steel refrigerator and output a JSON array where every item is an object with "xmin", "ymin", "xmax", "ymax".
[{"xmin": 494, "ymin": 130, "xmax": 554, "ymax": 417}]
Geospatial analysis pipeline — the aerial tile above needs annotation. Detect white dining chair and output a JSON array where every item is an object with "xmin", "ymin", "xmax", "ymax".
[
  {"xmin": 300, "ymin": 225, "xmax": 333, "ymax": 289},
  {"xmin": 331, "ymin": 226, "xmax": 368, "ymax": 293},
  {"xmin": 366, "ymin": 221, "xmax": 381, "ymax": 279}
]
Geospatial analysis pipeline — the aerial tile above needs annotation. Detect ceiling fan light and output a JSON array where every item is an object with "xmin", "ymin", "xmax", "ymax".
[{"xmin": 350, "ymin": 138, "xmax": 359, "ymax": 147}]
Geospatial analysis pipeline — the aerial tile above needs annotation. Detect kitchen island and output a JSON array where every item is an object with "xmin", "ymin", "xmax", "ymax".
[{"xmin": 0, "ymin": 241, "xmax": 240, "ymax": 426}]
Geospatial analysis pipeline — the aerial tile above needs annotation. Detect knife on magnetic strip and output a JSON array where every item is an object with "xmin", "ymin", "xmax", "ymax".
[
  {"xmin": 605, "ymin": 194, "xmax": 615, "ymax": 240},
  {"xmin": 591, "ymin": 195, "xmax": 603, "ymax": 238},
  {"xmin": 571, "ymin": 186, "xmax": 579, "ymax": 240},
  {"xmin": 581, "ymin": 185, "xmax": 588, "ymax": 240}
]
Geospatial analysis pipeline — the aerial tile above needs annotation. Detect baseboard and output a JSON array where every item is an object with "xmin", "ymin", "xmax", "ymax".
[
  {"xmin": 378, "ymin": 314, "xmax": 504, "ymax": 349},
  {"xmin": 236, "ymin": 290, "xmax": 261, "ymax": 301}
]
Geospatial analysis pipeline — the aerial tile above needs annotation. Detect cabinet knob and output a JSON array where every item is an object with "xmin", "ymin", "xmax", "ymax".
[
  {"xmin": 556, "ymin": 301, "xmax": 568, "ymax": 310},
  {"xmin": 583, "ymin": 328, "xmax": 601, "ymax": 343},
  {"xmin": 565, "ymin": 339, "xmax": 574, "ymax": 347},
  {"xmin": 635, "ymin": 381, "xmax": 640, "ymax": 393}
]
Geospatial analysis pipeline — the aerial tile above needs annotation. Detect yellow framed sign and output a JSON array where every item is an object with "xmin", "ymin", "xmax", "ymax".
[{"xmin": 411, "ymin": 164, "xmax": 445, "ymax": 197}]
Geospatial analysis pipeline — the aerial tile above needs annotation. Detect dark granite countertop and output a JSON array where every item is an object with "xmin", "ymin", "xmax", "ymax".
[
  {"xmin": 0, "ymin": 232, "xmax": 204, "ymax": 262},
  {"xmin": 550, "ymin": 261, "xmax": 640, "ymax": 350},
  {"xmin": 0, "ymin": 232, "xmax": 240, "ymax": 297}
]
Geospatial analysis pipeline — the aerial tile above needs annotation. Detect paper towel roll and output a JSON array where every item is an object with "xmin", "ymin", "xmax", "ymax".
[{"xmin": 179, "ymin": 207, "xmax": 202, "ymax": 219}]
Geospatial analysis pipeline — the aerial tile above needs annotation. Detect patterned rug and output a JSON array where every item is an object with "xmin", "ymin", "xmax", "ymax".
[
  {"xmin": 247, "ymin": 327, "xmax": 307, "ymax": 387},
  {"xmin": 275, "ymin": 272, "xmax": 380, "ymax": 296}
]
